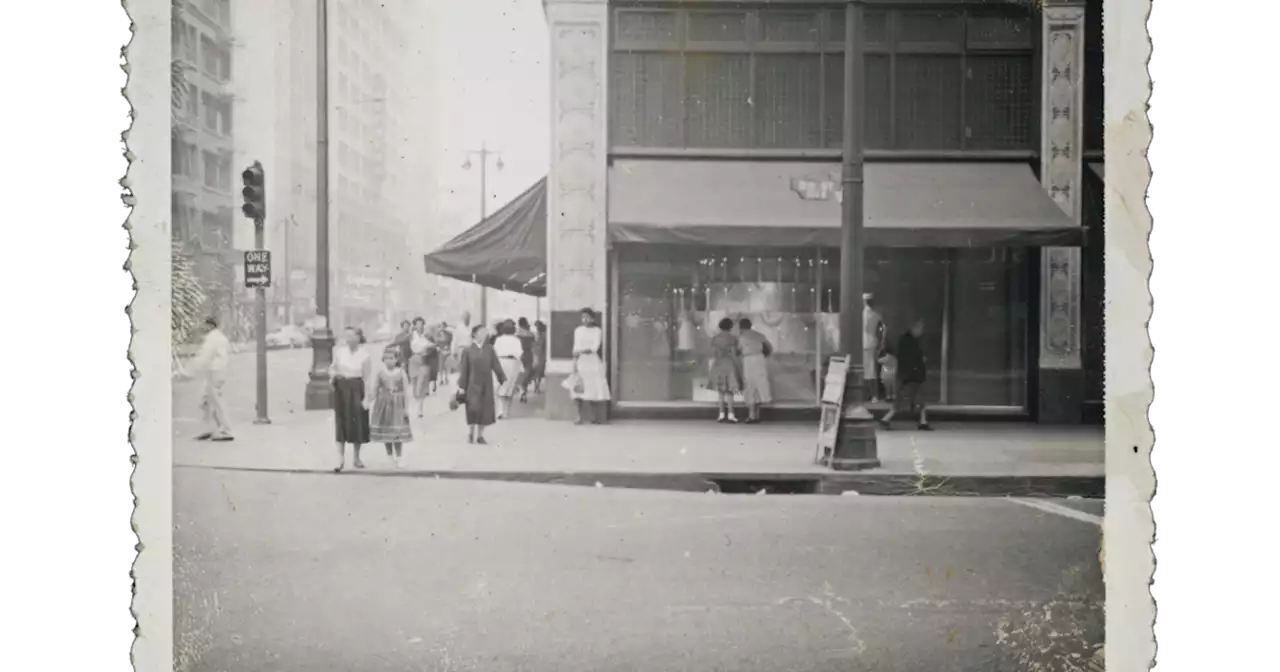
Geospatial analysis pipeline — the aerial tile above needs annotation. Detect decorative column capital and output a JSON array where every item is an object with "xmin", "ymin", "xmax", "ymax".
[
  {"xmin": 542, "ymin": 0, "xmax": 609, "ymax": 20},
  {"xmin": 1041, "ymin": 0, "xmax": 1087, "ymax": 10}
]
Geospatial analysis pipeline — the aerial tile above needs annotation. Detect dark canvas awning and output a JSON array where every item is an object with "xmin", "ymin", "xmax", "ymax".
[
  {"xmin": 1089, "ymin": 162, "xmax": 1104, "ymax": 181},
  {"xmin": 423, "ymin": 178, "xmax": 547, "ymax": 297},
  {"xmin": 608, "ymin": 160, "xmax": 1082, "ymax": 248}
]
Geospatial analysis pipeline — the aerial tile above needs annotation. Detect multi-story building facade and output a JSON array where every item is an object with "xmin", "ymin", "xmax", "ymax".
[
  {"xmin": 226, "ymin": 0, "xmax": 440, "ymax": 332},
  {"xmin": 172, "ymin": 0, "xmax": 240, "ymax": 336},
  {"xmin": 534, "ymin": 0, "xmax": 1105, "ymax": 423}
]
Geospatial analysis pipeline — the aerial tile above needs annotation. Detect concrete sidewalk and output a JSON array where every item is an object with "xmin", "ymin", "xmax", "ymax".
[{"xmin": 174, "ymin": 390, "xmax": 1103, "ymax": 495}]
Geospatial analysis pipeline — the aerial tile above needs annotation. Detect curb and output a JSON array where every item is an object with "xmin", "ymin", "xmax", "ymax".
[{"xmin": 179, "ymin": 465, "xmax": 1103, "ymax": 498}]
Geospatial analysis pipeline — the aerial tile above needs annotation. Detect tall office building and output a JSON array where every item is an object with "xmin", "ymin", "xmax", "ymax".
[
  {"xmin": 228, "ymin": 0, "xmax": 440, "ymax": 331},
  {"xmin": 172, "ymin": 0, "xmax": 241, "ymax": 335}
]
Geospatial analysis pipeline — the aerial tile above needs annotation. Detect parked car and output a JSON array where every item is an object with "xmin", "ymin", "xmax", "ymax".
[{"xmin": 266, "ymin": 325, "xmax": 310, "ymax": 349}]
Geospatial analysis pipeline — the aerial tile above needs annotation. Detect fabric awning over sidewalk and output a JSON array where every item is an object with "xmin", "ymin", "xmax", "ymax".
[
  {"xmin": 422, "ymin": 178, "xmax": 547, "ymax": 297},
  {"xmin": 608, "ymin": 160, "xmax": 1082, "ymax": 248}
]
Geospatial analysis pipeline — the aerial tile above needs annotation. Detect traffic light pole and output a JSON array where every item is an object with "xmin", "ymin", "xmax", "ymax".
[{"xmin": 253, "ymin": 218, "xmax": 271, "ymax": 425}]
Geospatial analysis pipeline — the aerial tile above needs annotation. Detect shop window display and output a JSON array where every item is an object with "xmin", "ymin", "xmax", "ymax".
[
  {"xmin": 616, "ymin": 246, "xmax": 820, "ymax": 404},
  {"xmin": 616, "ymin": 244, "xmax": 1030, "ymax": 409}
]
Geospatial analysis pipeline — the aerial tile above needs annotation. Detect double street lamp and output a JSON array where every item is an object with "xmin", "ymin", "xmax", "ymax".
[{"xmin": 462, "ymin": 143, "xmax": 503, "ymax": 327}]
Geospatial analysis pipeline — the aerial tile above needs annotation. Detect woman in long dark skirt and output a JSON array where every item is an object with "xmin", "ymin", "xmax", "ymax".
[
  {"xmin": 515, "ymin": 317, "xmax": 537, "ymax": 402},
  {"xmin": 456, "ymin": 324, "xmax": 506, "ymax": 445},
  {"xmin": 329, "ymin": 326, "xmax": 372, "ymax": 471}
]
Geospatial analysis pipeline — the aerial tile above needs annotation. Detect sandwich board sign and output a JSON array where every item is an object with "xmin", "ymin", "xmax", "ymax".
[{"xmin": 815, "ymin": 355, "xmax": 850, "ymax": 465}]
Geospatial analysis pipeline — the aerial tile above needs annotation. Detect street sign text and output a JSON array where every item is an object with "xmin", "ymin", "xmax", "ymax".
[{"xmin": 244, "ymin": 250, "xmax": 272, "ymax": 288}]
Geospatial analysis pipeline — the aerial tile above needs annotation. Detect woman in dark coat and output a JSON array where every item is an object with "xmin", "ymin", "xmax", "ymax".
[
  {"xmin": 879, "ymin": 318, "xmax": 933, "ymax": 431},
  {"xmin": 457, "ymin": 324, "xmax": 506, "ymax": 445}
]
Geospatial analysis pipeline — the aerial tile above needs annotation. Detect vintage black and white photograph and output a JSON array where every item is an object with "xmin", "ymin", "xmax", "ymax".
[{"xmin": 151, "ymin": 0, "xmax": 1146, "ymax": 669}]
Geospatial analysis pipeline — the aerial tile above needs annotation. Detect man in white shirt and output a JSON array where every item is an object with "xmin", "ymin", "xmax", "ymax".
[
  {"xmin": 862, "ymin": 293, "xmax": 885, "ymax": 403},
  {"xmin": 187, "ymin": 316, "xmax": 234, "ymax": 441}
]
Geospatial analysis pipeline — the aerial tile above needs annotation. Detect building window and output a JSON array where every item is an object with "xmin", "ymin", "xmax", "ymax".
[
  {"xmin": 200, "ymin": 35, "xmax": 217, "ymax": 78},
  {"xmin": 217, "ymin": 43, "xmax": 231, "ymax": 81},
  {"xmin": 609, "ymin": 5, "xmax": 1035, "ymax": 152},
  {"xmin": 217, "ymin": 154, "xmax": 231, "ymax": 191},
  {"xmin": 202, "ymin": 151, "xmax": 217, "ymax": 188},
  {"xmin": 185, "ymin": 84, "xmax": 200, "ymax": 119},
  {"xmin": 202, "ymin": 92, "xmax": 217, "ymax": 132},
  {"xmin": 172, "ymin": 138, "xmax": 198, "ymax": 177}
]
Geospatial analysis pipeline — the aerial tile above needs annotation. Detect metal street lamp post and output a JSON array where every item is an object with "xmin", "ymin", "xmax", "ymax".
[
  {"xmin": 462, "ymin": 142, "xmax": 503, "ymax": 326},
  {"xmin": 832, "ymin": 0, "xmax": 880, "ymax": 470},
  {"xmin": 304, "ymin": 0, "xmax": 335, "ymax": 410}
]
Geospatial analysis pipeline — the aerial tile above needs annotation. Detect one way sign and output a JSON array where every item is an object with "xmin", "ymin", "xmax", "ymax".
[{"xmin": 244, "ymin": 250, "xmax": 271, "ymax": 288}]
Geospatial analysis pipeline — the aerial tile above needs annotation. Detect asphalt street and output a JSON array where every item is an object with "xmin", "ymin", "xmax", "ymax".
[{"xmin": 174, "ymin": 469, "xmax": 1104, "ymax": 672}]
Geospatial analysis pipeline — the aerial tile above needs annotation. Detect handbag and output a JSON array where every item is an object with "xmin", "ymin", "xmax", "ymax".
[{"xmin": 562, "ymin": 372, "xmax": 584, "ymax": 395}]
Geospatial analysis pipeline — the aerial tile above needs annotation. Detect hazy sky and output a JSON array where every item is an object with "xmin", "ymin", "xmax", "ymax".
[{"xmin": 434, "ymin": 0, "xmax": 549, "ymax": 229}]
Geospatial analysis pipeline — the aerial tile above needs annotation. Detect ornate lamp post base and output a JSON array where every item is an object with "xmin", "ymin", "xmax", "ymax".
[
  {"xmin": 304, "ymin": 329, "xmax": 335, "ymax": 410},
  {"xmin": 830, "ymin": 378, "xmax": 881, "ymax": 471}
]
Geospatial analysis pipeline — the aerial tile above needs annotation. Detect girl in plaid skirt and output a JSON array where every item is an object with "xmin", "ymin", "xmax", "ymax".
[{"xmin": 366, "ymin": 345, "xmax": 414, "ymax": 468}]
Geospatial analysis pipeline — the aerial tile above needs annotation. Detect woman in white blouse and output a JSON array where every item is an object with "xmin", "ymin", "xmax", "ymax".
[
  {"xmin": 492, "ymin": 320, "xmax": 524, "ymax": 419},
  {"xmin": 572, "ymin": 307, "xmax": 611, "ymax": 424},
  {"xmin": 408, "ymin": 319, "xmax": 434, "ymax": 417},
  {"xmin": 328, "ymin": 326, "xmax": 372, "ymax": 471}
]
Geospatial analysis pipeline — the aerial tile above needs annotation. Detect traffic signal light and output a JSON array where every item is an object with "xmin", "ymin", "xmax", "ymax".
[{"xmin": 241, "ymin": 161, "xmax": 266, "ymax": 222}]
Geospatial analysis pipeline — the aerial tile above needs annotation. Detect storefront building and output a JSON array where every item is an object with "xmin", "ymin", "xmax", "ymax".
[{"xmin": 532, "ymin": 0, "xmax": 1103, "ymax": 423}]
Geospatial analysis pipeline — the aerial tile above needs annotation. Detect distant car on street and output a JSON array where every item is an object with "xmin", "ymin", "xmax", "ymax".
[{"xmin": 266, "ymin": 325, "xmax": 310, "ymax": 349}]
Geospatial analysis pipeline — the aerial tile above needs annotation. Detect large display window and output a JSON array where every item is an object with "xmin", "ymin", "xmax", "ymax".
[{"xmin": 615, "ymin": 244, "xmax": 1030, "ymax": 409}]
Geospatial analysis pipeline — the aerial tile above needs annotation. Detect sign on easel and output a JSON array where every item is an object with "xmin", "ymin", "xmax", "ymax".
[{"xmin": 815, "ymin": 355, "xmax": 850, "ymax": 465}]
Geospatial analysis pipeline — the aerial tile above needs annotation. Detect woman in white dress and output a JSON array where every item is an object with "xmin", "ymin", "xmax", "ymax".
[
  {"xmin": 492, "ymin": 320, "xmax": 525, "ymax": 419},
  {"xmin": 572, "ymin": 307, "xmax": 611, "ymax": 425}
]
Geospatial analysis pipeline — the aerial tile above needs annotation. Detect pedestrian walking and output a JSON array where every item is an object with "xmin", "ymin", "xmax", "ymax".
[
  {"xmin": 737, "ymin": 317, "xmax": 774, "ymax": 424},
  {"xmin": 452, "ymin": 317, "xmax": 470, "ymax": 380},
  {"xmin": 392, "ymin": 320, "xmax": 413, "ymax": 369},
  {"xmin": 423, "ymin": 322, "xmax": 441, "ymax": 395},
  {"xmin": 408, "ymin": 317, "xmax": 433, "ymax": 417},
  {"xmin": 366, "ymin": 345, "xmax": 414, "ymax": 468},
  {"xmin": 707, "ymin": 317, "xmax": 742, "ymax": 423},
  {"xmin": 879, "ymin": 318, "xmax": 933, "ymax": 431},
  {"xmin": 493, "ymin": 321, "xmax": 524, "ymax": 419},
  {"xmin": 457, "ymin": 324, "xmax": 506, "ymax": 444},
  {"xmin": 330, "ymin": 326, "xmax": 372, "ymax": 471},
  {"xmin": 570, "ymin": 307, "xmax": 611, "ymax": 425},
  {"xmin": 434, "ymin": 320, "xmax": 454, "ymax": 386},
  {"xmin": 531, "ymin": 320, "xmax": 547, "ymax": 393},
  {"xmin": 186, "ymin": 316, "xmax": 234, "ymax": 442},
  {"xmin": 863, "ymin": 293, "xmax": 885, "ymax": 403},
  {"xmin": 515, "ymin": 317, "xmax": 536, "ymax": 402}
]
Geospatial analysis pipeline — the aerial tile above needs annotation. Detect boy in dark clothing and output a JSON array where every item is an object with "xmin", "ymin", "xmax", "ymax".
[{"xmin": 879, "ymin": 318, "xmax": 933, "ymax": 431}]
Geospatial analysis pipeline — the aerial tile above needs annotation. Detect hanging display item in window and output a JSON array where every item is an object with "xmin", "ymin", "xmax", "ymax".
[{"xmin": 675, "ymin": 288, "xmax": 697, "ymax": 353}]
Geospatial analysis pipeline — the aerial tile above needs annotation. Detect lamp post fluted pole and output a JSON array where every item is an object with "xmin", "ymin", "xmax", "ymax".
[
  {"xmin": 304, "ymin": 0, "xmax": 334, "ymax": 410},
  {"xmin": 832, "ymin": 0, "xmax": 880, "ymax": 469},
  {"xmin": 462, "ymin": 142, "xmax": 503, "ymax": 327}
]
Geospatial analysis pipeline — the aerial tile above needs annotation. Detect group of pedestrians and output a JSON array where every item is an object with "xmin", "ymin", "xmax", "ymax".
[
  {"xmin": 319, "ymin": 310, "xmax": 554, "ymax": 468},
  {"xmin": 391, "ymin": 317, "xmax": 456, "ymax": 418},
  {"xmin": 705, "ymin": 317, "xmax": 775, "ymax": 424},
  {"xmin": 862, "ymin": 294, "xmax": 932, "ymax": 431}
]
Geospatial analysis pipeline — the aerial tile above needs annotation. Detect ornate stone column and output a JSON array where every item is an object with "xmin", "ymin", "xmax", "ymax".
[
  {"xmin": 1038, "ymin": 0, "xmax": 1087, "ymax": 424},
  {"xmin": 543, "ymin": 0, "xmax": 610, "ymax": 420}
]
